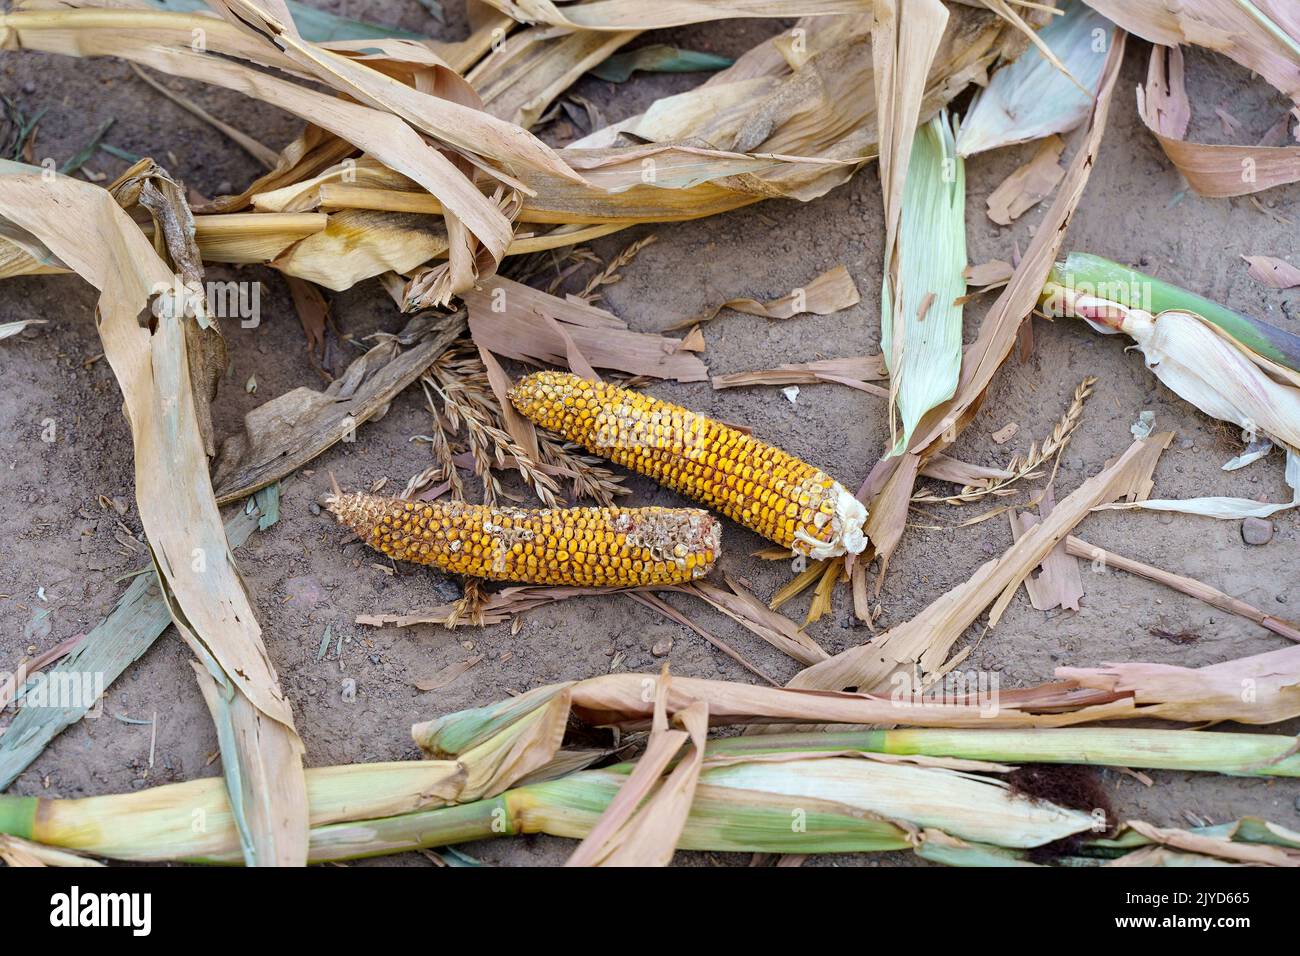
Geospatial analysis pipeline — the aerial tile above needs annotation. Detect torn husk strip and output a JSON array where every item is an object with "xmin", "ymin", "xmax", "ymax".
[
  {"xmin": 565, "ymin": 674, "xmax": 708, "ymax": 867},
  {"xmin": 0, "ymin": 164, "xmax": 307, "ymax": 866},
  {"xmin": 787, "ymin": 432, "xmax": 1172, "ymax": 695},
  {"xmin": 416, "ymin": 636, "xmax": 1300, "ymax": 743}
]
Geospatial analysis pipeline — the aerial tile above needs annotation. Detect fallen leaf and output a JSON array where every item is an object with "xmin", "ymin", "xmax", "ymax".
[
  {"xmin": 991, "ymin": 422, "xmax": 1019, "ymax": 444},
  {"xmin": 414, "ymin": 655, "xmax": 484, "ymax": 692},
  {"xmin": 1243, "ymin": 255, "xmax": 1300, "ymax": 289},
  {"xmin": 986, "ymin": 135, "xmax": 1066, "ymax": 225}
]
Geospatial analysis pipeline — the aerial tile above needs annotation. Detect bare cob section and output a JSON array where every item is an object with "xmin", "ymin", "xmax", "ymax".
[
  {"xmin": 325, "ymin": 493, "xmax": 720, "ymax": 587},
  {"xmin": 510, "ymin": 372, "xmax": 867, "ymax": 559}
]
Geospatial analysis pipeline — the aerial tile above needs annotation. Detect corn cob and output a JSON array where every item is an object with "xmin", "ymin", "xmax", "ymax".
[
  {"xmin": 509, "ymin": 372, "xmax": 867, "ymax": 558},
  {"xmin": 325, "ymin": 493, "xmax": 720, "ymax": 586}
]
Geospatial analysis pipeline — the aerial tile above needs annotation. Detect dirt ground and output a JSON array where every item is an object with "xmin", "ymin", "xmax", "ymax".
[{"xmin": 1, "ymin": 4, "xmax": 1298, "ymax": 867}]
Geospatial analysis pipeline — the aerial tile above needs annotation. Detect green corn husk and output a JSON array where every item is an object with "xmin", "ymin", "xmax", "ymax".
[
  {"xmin": 1049, "ymin": 252, "xmax": 1300, "ymax": 375},
  {"xmin": 881, "ymin": 111, "xmax": 966, "ymax": 454}
]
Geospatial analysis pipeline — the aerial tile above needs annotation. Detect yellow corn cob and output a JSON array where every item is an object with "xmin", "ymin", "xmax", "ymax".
[
  {"xmin": 325, "ymin": 493, "xmax": 720, "ymax": 586},
  {"xmin": 509, "ymin": 372, "xmax": 867, "ymax": 558}
]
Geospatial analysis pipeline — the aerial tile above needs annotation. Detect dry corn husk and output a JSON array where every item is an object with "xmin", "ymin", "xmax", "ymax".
[
  {"xmin": 1138, "ymin": 44, "xmax": 1300, "ymax": 198},
  {"xmin": 1083, "ymin": 0, "xmax": 1300, "ymax": 105},
  {"xmin": 958, "ymin": 0, "xmax": 1116, "ymax": 156},
  {"xmin": 0, "ymin": 161, "xmax": 307, "ymax": 866},
  {"xmin": 1042, "ymin": 280, "xmax": 1300, "ymax": 519}
]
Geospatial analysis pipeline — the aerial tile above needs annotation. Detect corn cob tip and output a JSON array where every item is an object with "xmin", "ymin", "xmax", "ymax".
[{"xmin": 510, "ymin": 371, "xmax": 869, "ymax": 559}]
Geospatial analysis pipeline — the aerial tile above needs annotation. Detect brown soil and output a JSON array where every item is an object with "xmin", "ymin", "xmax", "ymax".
[{"xmin": 1, "ymin": 5, "xmax": 1297, "ymax": 867}]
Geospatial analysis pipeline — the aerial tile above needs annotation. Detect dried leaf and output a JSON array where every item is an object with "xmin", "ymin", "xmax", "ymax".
[
  {"xmin": 463, "ymin": 277, "xmax": 707, "ymax": 382},
  {"xmin": 1243, "ymin": 254, "xmax": 1300, "ymax": 289},
  {"xmin": 1084, "ymin": 0, "xmax": 1300, "ymax": 106},
  {"xmin": 682, "ymin": 264, "xmax": 861, "ymax": 327},
  {"xmin": 1138, "ymin": 45, "xmax": 1300, "ymax": 197},
  {"xmin": 0, "ymin": 164, "xmax": 307, "ymax": 865},
  {"xmin": 414, "ymin": 655, "xmax": 484, "ymax": 692},
  {"xmin": 985, "ymin": 134, "xmax": 1067, "ymax": 225}
]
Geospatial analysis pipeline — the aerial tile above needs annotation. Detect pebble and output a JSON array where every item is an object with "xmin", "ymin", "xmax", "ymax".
[
  {"xmin": 215, "ymin": 180, "xmax": 233, "ymax": 195},
  {"xmin": 1157, "ymin": 513, "xmax": 1174, "ymax": 525},
  {"xmin": 1241, "ymin": 517, "xmax": 1274, "ymax": 546},
  {"xmin": 309, "ymin": 502, "xmax": 321, "ymax": 516},
  {"xmin": 651, "ymin": 638, "xmax": 673, "ymax": 657},
  {"xmin": 23, "ymin": 81, "xmax": 36, "ymax": 94},
  {"xmin": 1278, "ymin": 594, "xmax": 1288, "ymax": 604},
  {"xmin": 1178, "ymin": 438, "xmax": 1194, "ymax": 450},
  {"xmin": 340, "ymin": 678, "xmax": 357, "ymax": 703}
]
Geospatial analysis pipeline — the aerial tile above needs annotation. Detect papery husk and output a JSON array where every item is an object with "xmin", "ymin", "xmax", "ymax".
[
  {"xmin": 476, "ymin": 0, "xmax": 870, "ymax": 32},
  {"xmin": 958, "ymin": 0, "xmax": 1116, "ymax": 156},
  {"xmin": 1083, "ymin": 0, "xmax": 1300, "ymax": 105}
]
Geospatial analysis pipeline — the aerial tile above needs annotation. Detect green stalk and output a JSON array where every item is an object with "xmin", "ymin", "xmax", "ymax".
[
  {"xmin": 1049, "ymin": 252, "xmax": 1300, "ymax": 373},
  {"xmin": 0, "ymin": 795, "xmax": 36, "ymax": 841},
  {"xmin": 705, "ymin": 728, "xmax": 1300, "ymax": 778}
]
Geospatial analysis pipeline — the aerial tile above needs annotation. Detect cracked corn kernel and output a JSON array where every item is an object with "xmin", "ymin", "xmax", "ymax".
[
  {"xmin": 509, "ymin": 371, "xmax": 868, "ymax": 558},
  {"xmin": 325, "ymin": 493, "xmax": 720, "ymax": 586}
]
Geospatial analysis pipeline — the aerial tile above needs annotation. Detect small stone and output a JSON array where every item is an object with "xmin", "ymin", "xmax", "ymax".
[
  {"xmin": 1242, "ymin": 517, "xmax": 1274, "ymax": 546},
  {"xmin": 215, "ymin": 180, "xmax": 233, "ymax": 195},
  {"xmin": 1278, "ymin": 594, "xmax": 1288, "ymax": 604},
  {"xmin": 1157, "ymin": 513, "xmax": 1174, "ymax": 525},
  {"xmin": 651, "ymin": 638, "xmax": 673, "ymax": 657},
  {"xmin": 23, "ymin": 81, "xmax": 36, "ymax": 94},
  {"xmin": 340, "ymin": 678, "xmax": 357, "ymax": 703},
  {"xmin": 1178, "ymin": 438, "xmax": 1194, "ymax": 450},
  {"xmin": 309, "ymin": 502, "xmax": 321, "ymax": 516}
]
